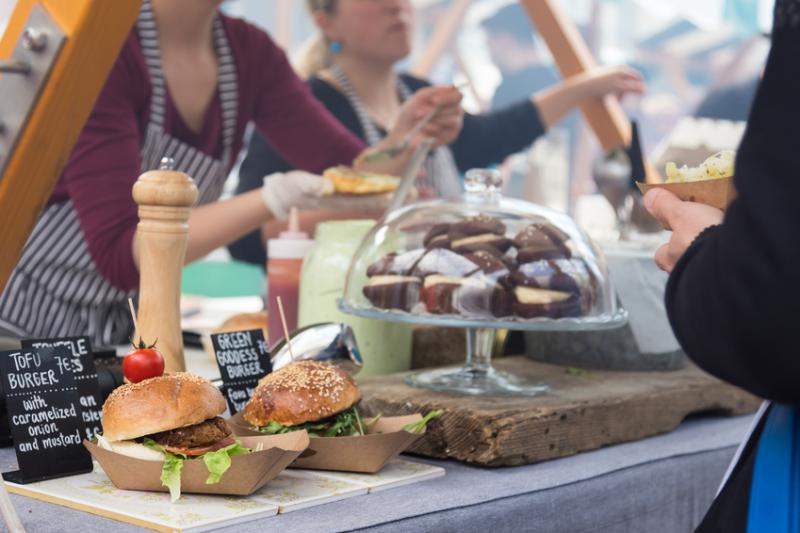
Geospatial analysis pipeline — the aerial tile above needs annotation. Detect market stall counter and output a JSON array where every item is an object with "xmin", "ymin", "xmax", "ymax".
[{"xmin": 1, "ymin": 414, "xmax": 753, "ymax": 532}]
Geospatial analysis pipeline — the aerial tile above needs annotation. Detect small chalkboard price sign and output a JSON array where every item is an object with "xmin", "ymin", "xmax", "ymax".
[
  {"xmin": 21, "ymin": 336, "xmax": 103, "ymax": 439},
  {"xmin": 0, "ymin": 347, "xmax": 93, "ymax": 484},
  {"xmin": 211, "ymin": 329, "xmax": 271, "ymax": 414}
]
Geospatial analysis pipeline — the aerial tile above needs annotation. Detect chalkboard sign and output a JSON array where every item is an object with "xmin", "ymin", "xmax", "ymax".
[
  {"xmin": 0, "ymin": 347, "xmax": 93, "ymax": 484},
  {"xmin": 22, "ymin": 336, "xmax": 103, "ymax": 439},
  {"xmin": 210, "ymin": 329, "xmax": 271, "ymax": 414}
]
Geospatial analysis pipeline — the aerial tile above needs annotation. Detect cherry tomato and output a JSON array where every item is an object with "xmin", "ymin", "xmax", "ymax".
[{"xmin": 123, "ymin": 338, "xmax": 165, "ymax": 383}]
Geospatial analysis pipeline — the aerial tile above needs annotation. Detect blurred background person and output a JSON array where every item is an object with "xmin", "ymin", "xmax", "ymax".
[
  {"xmin": 229, "ymin": 0, "xmax": 644, "ymax": 267},
  {"xmin": 0, "ymin": 0, "xmax": 463, "ymax": 345}
]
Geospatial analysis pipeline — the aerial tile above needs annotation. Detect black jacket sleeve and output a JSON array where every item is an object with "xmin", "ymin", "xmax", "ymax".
[
  {"xmin": 228, "ymin": 78, "xmax": 366, "ymax": 267},
  {"xmin": 451, "ymin": 100, "xmax": 545, "ymax": 173},
  {"xmin": 664, "ymin": 11, "xmax": 800, "ymax": 405}
]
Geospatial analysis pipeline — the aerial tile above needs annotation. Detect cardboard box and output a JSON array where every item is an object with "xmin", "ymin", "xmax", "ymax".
[
  {"xmin": 637, "ymin": 177, "xmax": 737, "ymax": 211},
  {"xmin": 84, "ymin": 432, "xmax": 309, "ymax": 496},
  {"xmin": 228, "ymin": 412, "xmax": 424, "ymax": 474}
]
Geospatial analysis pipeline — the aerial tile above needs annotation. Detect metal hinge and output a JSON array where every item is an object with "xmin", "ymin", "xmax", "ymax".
[{"xmin": 0, "ymin": 4, "xmax": 67, "ymax": 178}]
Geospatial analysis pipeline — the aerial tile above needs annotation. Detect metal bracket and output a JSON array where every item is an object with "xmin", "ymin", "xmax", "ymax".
[{"xmin": 0, "ymin": 4, "xmax": 67, "ymax": 178}]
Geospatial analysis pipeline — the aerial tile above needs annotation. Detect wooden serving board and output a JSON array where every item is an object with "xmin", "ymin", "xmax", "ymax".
[{"xmin": 358, "ymin": 357, "xmax": 761, "ymax": 467}]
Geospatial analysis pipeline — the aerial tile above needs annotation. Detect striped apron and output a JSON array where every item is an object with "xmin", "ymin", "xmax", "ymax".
[
  {"xmin": 329, "ymin": 64, "xmax": 463, "ymax": 199},
  {"xmin": 0, "ymin": 1, "xmax": 238, "ymax": 346}
]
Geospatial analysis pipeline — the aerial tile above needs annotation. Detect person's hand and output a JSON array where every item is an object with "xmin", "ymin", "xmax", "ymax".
[
  {"xmin": 318, "ymin": 192, "xmax": 393, "ymax": 213},
  {"xmin": 389, "ymin": 85, "xmax": 464, "ymax": 149},
  {"xmin": 644, "ymin": 188, "xmax": 724, "ymax": 273},
  {"xmin": 354, "ymin": 86, "xmax": 462, "ymax": 176},
  {"xmin": 579, "ymin": 65, "xmax": 645, "ymax": 100},
  {"xmin": 261, "ymin": 170, "xmax": 334, "ymax": 220}
]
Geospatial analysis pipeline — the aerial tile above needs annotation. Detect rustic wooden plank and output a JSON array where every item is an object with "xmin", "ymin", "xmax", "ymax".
[
  {"xmin": 358, "ymin": 356, "xmax": 760, "ymax": 466},
  {"xmin": 0, "ymin": 0, "xmax": 141, "ymax": 294}
]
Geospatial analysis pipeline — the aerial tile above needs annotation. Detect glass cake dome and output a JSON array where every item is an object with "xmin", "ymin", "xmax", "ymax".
[{"xmin": 338, "ymin": 169, "xmax": 627, "ymax": 396}]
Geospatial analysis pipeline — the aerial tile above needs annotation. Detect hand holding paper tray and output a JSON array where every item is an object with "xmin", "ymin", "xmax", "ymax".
[
  {"xmin": 637, "ymin": 150, "xmax": 737, "ymax": 210},
  {"xmin": 637, "ymin": 177, "xmax": 737, "ymax": 211}
]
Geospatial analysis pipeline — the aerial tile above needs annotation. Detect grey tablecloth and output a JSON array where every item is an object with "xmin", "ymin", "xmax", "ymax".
[{"xmin": 1, "ymin": 415, "xmax": 753, "ymax": 533}]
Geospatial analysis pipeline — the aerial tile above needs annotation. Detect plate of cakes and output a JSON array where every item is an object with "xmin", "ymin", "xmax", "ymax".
[
  {"xmin": 337, "ymin": 168, "xmax": 628, "ymax": 395},
  {"xmin": 338, "ymin": 171, "xmax": 626, "ymax": 332}
]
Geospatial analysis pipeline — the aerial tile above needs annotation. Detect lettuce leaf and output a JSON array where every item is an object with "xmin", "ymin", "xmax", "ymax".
[
  {"xmin": 140, "ymin": 438, "xmax": 252, "ymax": 499},
  {"xmin": 142, "ymin": 438, "xmax": 186, "ymax": 502},
  {"xmin": 202, "ymin": 442, "xmax": 251, "ymax": 485},
  {"xmin": 256, "ymin": 407, "xmax": 366, "ymax": 438},
  {"xmin": 161, "ymin": 454, "xmax": 185, "ymax": 502}
]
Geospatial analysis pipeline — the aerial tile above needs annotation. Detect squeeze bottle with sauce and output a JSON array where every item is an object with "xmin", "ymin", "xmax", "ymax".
[{"xmin": 267, "ymin": 208, "xmax": 313, "ymax": 348}]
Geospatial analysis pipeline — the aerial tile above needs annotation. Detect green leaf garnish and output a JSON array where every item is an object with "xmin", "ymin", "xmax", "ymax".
[
  {"xmin": 161, "ymin": 454, "xmax": 184, "ymax": 502},
  {"xmin": 256, "ymin": 407, "xmax": 367, "ymax": 438},
  {"xmin": 402, "ymin": 410, "xmax": 444, "ymax": 434},
  {"xmin": 140, "ymin": 437, "xmax": 251, "ymax": 499},
  {"xmin": 202, "ymin": 442, "xmax": 251, "ymax": 485}
]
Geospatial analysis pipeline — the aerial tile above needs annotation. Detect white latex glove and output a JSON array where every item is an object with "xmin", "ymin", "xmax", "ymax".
[{"xmin": 261, "ymin": 171, "xmax": 334, "ymax": 220}]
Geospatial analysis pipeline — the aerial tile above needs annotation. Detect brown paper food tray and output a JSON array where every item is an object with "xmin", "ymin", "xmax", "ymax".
[
  {"xmin": 84, "ymin": 432, "xmax": 309, "ymax": 496},
  {"xmin": 229, "ymin": 412, "xmax": 423, "ymax": 474},
  {"xmin": 636, "ymin": 176, "xmax": 736, "ymax": 210}
]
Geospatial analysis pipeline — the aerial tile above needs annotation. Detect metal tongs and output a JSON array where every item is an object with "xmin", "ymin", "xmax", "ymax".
[
  {"xmin": 361, "ymin": 105, "xmax": 440, "ymax": 163},
  {"xmin": 270, "ymin": 323, "xmax": 363, "ymax": 375},
  {"xmin": 383, "ymin": 138, "xmax": 435, "ymax": 216}
]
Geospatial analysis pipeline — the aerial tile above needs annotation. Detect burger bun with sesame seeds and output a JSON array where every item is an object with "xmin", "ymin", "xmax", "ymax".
[
  {"xmin": 102, "ymin": 373, "xmax": 227, "ymax": 443},
  {"xmin": 243, "ymin": 361, "xmax": 361, "ymax": 428}
]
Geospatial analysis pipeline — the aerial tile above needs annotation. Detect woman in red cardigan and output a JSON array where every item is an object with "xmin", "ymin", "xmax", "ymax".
[{"xmin": 0, "ymin": 0, "xmax": 463, "ymax": 345}]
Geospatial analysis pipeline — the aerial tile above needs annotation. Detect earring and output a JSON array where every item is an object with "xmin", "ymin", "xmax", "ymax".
[{"xmin": 329, "ymin": 40, "xmax": 343, "ymax": 54}]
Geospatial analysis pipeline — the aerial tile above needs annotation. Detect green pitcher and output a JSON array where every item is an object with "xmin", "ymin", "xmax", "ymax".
[{"xmin": 298, "ymin": 220, "xmax": 412, "ymax": 377}]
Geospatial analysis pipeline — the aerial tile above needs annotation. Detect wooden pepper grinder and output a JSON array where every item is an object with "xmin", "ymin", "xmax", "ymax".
[{"xmin": 132, "ymin": 157, "xmax": 198, "ymax": 372}]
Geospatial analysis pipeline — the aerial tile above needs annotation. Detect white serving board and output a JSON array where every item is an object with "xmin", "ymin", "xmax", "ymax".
[
  {"xmin": 301, "ymin": 458, "xmax": 446, "ymax": 493},
  {"xmin": 6, "ymin": 459, "xmax": 444, "ymax": 532}
]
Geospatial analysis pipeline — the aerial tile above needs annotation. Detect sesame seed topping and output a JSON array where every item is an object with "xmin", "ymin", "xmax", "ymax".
[{"xmin": 102, "ymin": 372, "xmax": 212, "ymax": 413}]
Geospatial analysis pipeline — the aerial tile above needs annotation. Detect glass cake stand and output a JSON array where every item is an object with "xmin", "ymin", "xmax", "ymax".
[
  {"xmin": 338, "ymin": 301, "xmax": 627, "ymax": 396},
  {"xmin": 338, "ymin": 169, "xmax": 628, "ymax": 396}
]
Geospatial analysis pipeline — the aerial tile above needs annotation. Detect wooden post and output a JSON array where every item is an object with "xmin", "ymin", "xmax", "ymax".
[
  {"xmin": 0, "ymin": 481, "xmax": 25, "ymax": 532},
  {"xmin": 0, "ymin": 0, "xmax": 142, "ymax": 294},
  {"xmin": 274, "ymin": 0, "xmax": 294, "ymax": 50},
  {"xmin": 411, "ymin": 0, "xmax": 471, "ymax": 78},
  {"xmin": 132, "ymin": 159, "xmax": 198, "ymax": 372},
  {"xmin": 519, "ymin": 0, "xmax": 661, "ymax": 182}
]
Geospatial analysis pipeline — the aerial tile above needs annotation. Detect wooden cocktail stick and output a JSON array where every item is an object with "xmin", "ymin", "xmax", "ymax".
[
  {"xmin": 127, "ymin": 297, "xmax": 139, "ymax": 334},
  {"xmin": 276, "ymin": 296, "xmax": 295, "ymax": 362}
]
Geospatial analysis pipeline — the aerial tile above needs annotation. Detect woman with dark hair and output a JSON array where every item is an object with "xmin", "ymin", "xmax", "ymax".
[
  {"xmin": 645, "ymin": 1, "xmax": 800, "ymax": 529},
  {"xmin": 229, "ymin": 0, "xmax": 644, "ymax": 266},
  {"xmin": 0, "ymin": 0, "xmax": 463, "ymax": 345}
]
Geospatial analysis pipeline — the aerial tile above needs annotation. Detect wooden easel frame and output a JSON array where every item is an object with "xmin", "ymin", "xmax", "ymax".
[{"xmin": 0, "ymin": 0, "xmax": 142, "ymax": 295}]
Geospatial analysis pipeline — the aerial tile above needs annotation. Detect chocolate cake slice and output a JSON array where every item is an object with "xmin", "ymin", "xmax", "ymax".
[
  {"xmin": 509, "ymin": 258, "xmax": 596, "ymax": 317},
  {"xmin": 363, "ymin": 275, "xmax": 422, "ymax": 311},
  {"xmin": 448, "ymin": 215, "xmax": 511, "ymax": 256},
  {"xmin": 366, "ymin": 249, "xmax": 426, "ymax": 277},
  {"xmin": 422, "ymin": 223, "xmax": 452, "ymax": 249},
  {"xmin": 421, "ymin": 275, "xmax": 511, "ymax": 317},
  {"xmin": 513, "ymin": 223, "xmax": 572, "ymax": 262},
  {"xmin": 410, "ymin": 248, "xmax": 481, "ymax": 278}
]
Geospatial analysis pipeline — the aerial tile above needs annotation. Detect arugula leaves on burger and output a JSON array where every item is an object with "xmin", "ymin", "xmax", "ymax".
[{"xmin": 242, "ymin": 361, "xmax": 442, "ymax": 437}]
